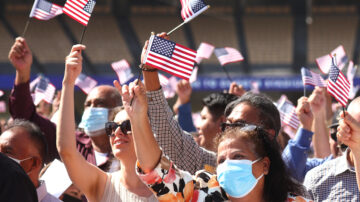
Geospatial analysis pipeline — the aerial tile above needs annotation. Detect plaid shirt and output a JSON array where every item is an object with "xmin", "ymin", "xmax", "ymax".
[
  {"xmin": 304, "ymin": 149, "xmax": 359, "ymax": 201},
  {"xmin": 147, "ymin": 89, "xmax": 216, "ymax": 175}
]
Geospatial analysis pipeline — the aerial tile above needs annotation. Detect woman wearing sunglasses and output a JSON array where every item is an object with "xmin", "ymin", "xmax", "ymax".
[
  {"xmin": 56, "ymin": 45, "xmax": 157, "ymax": 202},
  {"xmin": 116, "ymin": 79, "xmax": 312, "ymax": 202}
]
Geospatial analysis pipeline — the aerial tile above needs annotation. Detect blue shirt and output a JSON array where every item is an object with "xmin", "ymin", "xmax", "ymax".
[
  {"xmin": 177, "ymin": 103, "xmax": 197, "ymax": 133},
  {"xmin": 282, "ymin": 128, "xmax": 333, "ymax": 182}
]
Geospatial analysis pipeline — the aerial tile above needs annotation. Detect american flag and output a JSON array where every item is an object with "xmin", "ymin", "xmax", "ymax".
[
  {"xmin": 214, "ymin": 47, "xmax": 244, "ymax": 66},
  {"xmin": 331, "ymin": 45, "xmax": 348, "ymax": 70},
  {"xmin": 316, "ymin": 45, "xmax": 348, "ymax": 74},
  {"xmin": 301, "ymin": 67, "xmax": 326, "ymax": 87},
  {"xmin": 33, "ymin": 77, "xmax": 56, "ymax": 105},
  {"xmin": 29, "ymin": 0, "xmax": 63, "ymax": 20},
  {"xmin": 63, "ymin": 0, "xmax": 96, "ymax": 26},
  {"xmin": 143, "ymin": 35, "xmax": 197, "ymax": 81},
  {"xmin": 0, "ymin": 101, "xmax": 6, "ymax": 113},
  {"xmin": 277, "ymin": 96, "xmax": 300, "ymax": 130},
  {"xmin": 180, "ymin": 0, "xmax": 209, "ymax": 23},
  {"xmin": 196, "ymin": 42, "xmax": 214, "ymax": 64},
  {"xmin": 327, "ymin": 57, "xmax": 351, "ymax": 107},
  {"xmin": 111, "ymin": 59, "xmax": 134, "ymax": 85},
  {"xmin": 75, "ymin": 73, "xmax": 97, "ymax": 94}
]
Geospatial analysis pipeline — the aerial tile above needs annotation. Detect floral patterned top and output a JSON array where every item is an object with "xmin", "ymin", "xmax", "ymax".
[{"xmin": 137, "ymin": 156, "xmax": 313, "ymax": 202}]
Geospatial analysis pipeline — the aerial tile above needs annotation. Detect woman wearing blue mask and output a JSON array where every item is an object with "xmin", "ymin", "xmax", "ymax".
[
  {"xmin": 117, "ymin": 79, "xmax": 312, "ymax": 202},
  {"xmin": 57, "ymin": 45, "xmax": 157, "ymax": 202}
]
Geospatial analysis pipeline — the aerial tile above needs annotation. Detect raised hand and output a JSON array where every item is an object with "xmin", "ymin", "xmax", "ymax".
[
  {"xmin": 63, "ymin": 45, "xmax": 85, "ymax": 85},
  {"xmin": 113, "ymin": 79, "xmax": 148, "ymax": 120},
  {"xmin": 308, "ymin": 87, "xmax": 326, "ymax": 115},
  {"xmin": 296, "ymin": 97, "xmax": 313, "ymax": 131},
  {"xmin": 228, "ymin": 82, "xmax": 246, "ymax": 97},
  {"xmin": 337, "ymin": 112, "xmax": 360, "ymax": 153},
  {"xmin": 8, "ymin": 37, "xmax": 33, "ymax": 72},
  {"xmin": 176, "ymin": 80, "xmax": 192, "ymax": 104}
]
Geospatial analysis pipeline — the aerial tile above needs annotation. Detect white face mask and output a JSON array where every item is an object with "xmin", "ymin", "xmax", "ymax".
[{"xmin": 7, "ymin": 156, "xmax": 32, "ymax": 165}]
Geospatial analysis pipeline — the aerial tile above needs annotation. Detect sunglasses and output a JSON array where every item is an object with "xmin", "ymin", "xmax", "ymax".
[
  {"xmin": 221, "ymin": 121, "xmax": 268, "ymax": 136},
  {"xmin": 105, "ymin": 120, "xmax": 131, "ymax": 137}
]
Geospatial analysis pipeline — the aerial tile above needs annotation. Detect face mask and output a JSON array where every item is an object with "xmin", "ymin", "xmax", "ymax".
[
  {"xmin": 7, "ymin": 156, "xmax": 32, "ymax": 165},
  {"xmin": 216, "ymin": 158, "xmax": 263, "ymax": 198},
  {"xmin": 79, "ymin": 107, "xmax": 109, "ymax": 137}
]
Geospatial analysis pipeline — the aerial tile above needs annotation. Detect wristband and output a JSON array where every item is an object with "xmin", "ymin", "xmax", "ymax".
[{"xmin": 139, "ymin": 64, "xmax": 157, "ymax": 72}]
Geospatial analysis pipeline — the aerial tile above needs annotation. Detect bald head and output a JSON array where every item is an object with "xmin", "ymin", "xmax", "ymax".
[
  {"xmin": 347, "ymin": 97, "xmax": 360, "ymax": 121},
  {"xmin": 84, "ymin": 85, "xmax": 122, "ymax": 109}
]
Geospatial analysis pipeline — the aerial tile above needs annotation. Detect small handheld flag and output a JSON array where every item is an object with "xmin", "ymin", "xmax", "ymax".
[
  {"xmin": 277, "ymin": 96, "xmax": 300, "ymax": 130},
  {"xmin": 111, "ymin": 59, "xmax": 134, "ymax": 85},
  {"xmin": 316, "ymin": 45, "xmax": 348, "ymax": 74},
  {"xmin": 180, "ymin": 0, "xmax": 209, "ymax": 23},
  {"xmin": 301, "ymin": 67, "xmax": 326, "ymax": 87},
  {"xmin": 327, "ymin": 56, "xmax": 350, "ymax": 107},
  {"xmin": 75, "ymin": 73, "xmax": 97, "ymax": 94},
  {"xmin": 196, "ymin": 42, "xmax": 214, "ymax": 64},
  {"xmin": 214, "ymin": 47, "xmax": 244, "ymax": 66},
  {"xmin": 143, "ymin": 35, "xmax": 197, "ymax": 81},
  {"xmin": 167, "ymin": 0, "xmax": 209, "ymax": 35},
  {"xmin": 63, "ymin": 0, "xmax": 96, "ymax": 26},
  {"xmin": 33, "ymin": 76, "xmax": 56, "ymax": 105},
  {"xmin": 29, "ymin": 0, "xmax": 63, "ymax": 20}
]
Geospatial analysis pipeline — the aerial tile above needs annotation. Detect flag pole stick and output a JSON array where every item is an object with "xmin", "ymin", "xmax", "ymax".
[
  {"xmin": 167, "ymin": 21, "xmax": 186, "ymax": 35},
  {"xmin": 342, "ymin": 106, "xmax": 346, "ymax": 118},
  {"xmin": 130, "ymin": 32, "xmax": 155, "ymax": 106},
  {"xmin": 304, "ymin": 86, "xmax": 306, "ymax": 97},
  {"xmin": 79, "ymin": 26, "xmax": 88, "ymax": 44},
  {"xmin": 222, "ymin": 66, "xmax": 233, "ymax": 82},
  {"xmin": 22, "ymin": 18, "xmax": 31, "ymax": 37}
]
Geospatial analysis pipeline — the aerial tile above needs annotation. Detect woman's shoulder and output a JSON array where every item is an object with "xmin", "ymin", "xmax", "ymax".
[{"xmin": 287, "ymin": 193, "xmax": 313, "ymax": 202}]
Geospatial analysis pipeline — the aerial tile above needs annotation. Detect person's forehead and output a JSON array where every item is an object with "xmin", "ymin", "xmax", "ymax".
[
  {"xmin": 227, "ymin": 103, "xmax": 260, "ymax": 124},
  {"xmin": 217, "ymin": 137, "xmax": 254, "ymax": 157},
  {"xmin": 0, "ymin": 129, "xmax": 31, "ymax": 156},
  {"xmin": 114, "ymin": 110, "xmax": 128, "ymax": 123}
]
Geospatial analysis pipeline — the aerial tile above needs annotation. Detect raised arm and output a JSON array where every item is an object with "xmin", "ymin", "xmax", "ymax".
[
  {"xmin": 56, "ymin": 45, "xmax": 107, "ymax": 201},
  {"xmin": 282, "ymin": 96, "xmax": 314, "ymax": 182},
  {"xmin": 337, "ymin": 111, "xmax": 360, "ymax": 191},
  {"xmin": 173, "ymin": 80, "xmax": 197, "ymax": 132},
  {"xmin": 141, "ymin": 33, "xmax": 216, "ymax": 174},
  {"xmin": 309, "ymin": 87, "xmax": 331, "ymax": 158},
  {"xmin": 8, "ymin": 37, "xmax": 58, "ymax": 163},
  {"xmin": 114, "ymin": 80, "xmax": 161, "ymax": 171}
]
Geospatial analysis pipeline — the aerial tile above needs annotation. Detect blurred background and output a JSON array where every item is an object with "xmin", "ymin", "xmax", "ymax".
[{"xmin": 0, "ymin": 0, "xmax": 359, "ymax": 117}]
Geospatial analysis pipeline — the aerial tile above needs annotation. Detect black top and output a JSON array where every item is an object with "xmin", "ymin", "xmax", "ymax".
[{"xmin": 0, "ymin": 153, "xmax": 38, "ymax": 202}]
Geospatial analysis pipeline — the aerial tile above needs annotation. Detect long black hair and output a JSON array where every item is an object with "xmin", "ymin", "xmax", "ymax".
[{"xmin": 216, "ymin": 126, "xmax": 304, "ymax": 202}]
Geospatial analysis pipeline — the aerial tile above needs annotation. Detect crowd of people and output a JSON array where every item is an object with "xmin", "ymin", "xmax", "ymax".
[{"xmin": 1, "ymin": 33, "xmax": 360, "ymax": 202}]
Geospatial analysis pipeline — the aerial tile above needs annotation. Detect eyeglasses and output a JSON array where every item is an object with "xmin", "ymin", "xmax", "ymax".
[{"xmin": 105, "ymin": 120, "xmax": 131, "ymax": 137}]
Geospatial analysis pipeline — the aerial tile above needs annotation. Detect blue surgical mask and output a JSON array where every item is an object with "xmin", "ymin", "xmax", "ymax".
[
  {"xmin": 216, "ymin": 158, "xmax": 263, "ymax": 198},
  {"xmin": 79, "ymin": 107, "xmax": 109, "ymax": 136}
]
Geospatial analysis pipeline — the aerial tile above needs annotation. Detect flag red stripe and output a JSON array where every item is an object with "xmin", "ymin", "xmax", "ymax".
[
  {"xmin": 147, "ymin": 57, "xmax": 192, "ymax": 77},
  {"xmin": 148, "ymin": 53, "xmax": 193, "ymax": 72}
]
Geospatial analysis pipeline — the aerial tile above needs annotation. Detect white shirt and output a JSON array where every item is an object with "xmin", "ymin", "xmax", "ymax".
[{"xmin": 37, "ymin": 180, "xmax": 62, "ymax": 202}]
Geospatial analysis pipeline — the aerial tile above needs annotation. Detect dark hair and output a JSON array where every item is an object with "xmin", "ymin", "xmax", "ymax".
[
  {"xmin": 216, "ymin": 127, "xmax": 304, "ymax": 202},
  {"xmin": 5, "ymin": 119, "xmax": 47, "ymax": 165},
  {"xmin": 202, "ymin": 93, "xmax": 238, "ymax": 120},
  {"xmin": 224, "ymin": 92, "xmax": 281, "ymax": 136}
]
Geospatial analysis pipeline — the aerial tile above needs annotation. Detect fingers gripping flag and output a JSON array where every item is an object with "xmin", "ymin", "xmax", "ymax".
[
  {"xmin": 327, "ymin": 57, "xmax": 350, "ymax": 107},
  {"xmin": 143, "ymin": 35, "xmax": 197, "ymax": 81},
  {"xmin": 63, "ymin": 0, "xmax": 96, "ymax": 26},
  {"xmin": 30, "ymin": 0, "xmax": 63, "ymax": 20},
  {"xmin": 180, "ymin": 0, "xmax": 209, "ymax": 23}
]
